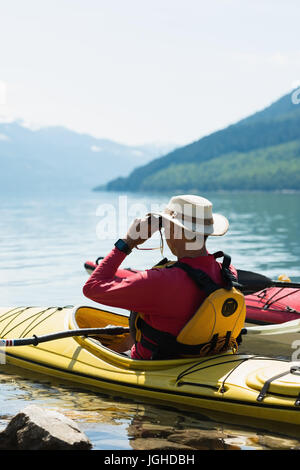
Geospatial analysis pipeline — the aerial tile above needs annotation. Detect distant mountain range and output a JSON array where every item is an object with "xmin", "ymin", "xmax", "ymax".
[
  {"xmin": 0, "ymin": 121, "xmax": 176, "ymax": 193},
  {"xmin": 102, "ymin": 89, "xmax": 300, "ymax": 192}
]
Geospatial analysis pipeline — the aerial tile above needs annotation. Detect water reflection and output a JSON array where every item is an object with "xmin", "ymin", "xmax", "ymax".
[
  {"xmin": 127, "ymin": 409, "xmax": 300, "ymax": 450},
  {"xmin": 0, "ymin": 364, "xmax": 299, "ymax": 450}
]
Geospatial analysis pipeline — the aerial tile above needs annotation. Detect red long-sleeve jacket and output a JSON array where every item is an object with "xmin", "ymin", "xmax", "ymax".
[{"xmin": 83, "ymin": 247, "xmax": 237, "ymax": 359}]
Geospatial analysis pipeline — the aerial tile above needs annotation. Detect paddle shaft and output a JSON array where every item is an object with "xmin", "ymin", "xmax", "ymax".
[
  {"xmin": 0, "ymin": 326, "xmax": 130, "ymax": 347},
  {"xmin": 1, "ymin": 316, "xmax": 299, "ymax": 349},
  {"xmin": 262, "ymin": 281, "xmax": 300, "ymax": 289},
  {"xmin": 236, "ymin": 269, "xmax": 300, "ymax": 293}
]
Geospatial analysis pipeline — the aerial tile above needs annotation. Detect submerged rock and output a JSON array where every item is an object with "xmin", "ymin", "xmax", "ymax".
[{"xmin": 0, "ymin": 405, "xmax": 92, "ymax": 450}]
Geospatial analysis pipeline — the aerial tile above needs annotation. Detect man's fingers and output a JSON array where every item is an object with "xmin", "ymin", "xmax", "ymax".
[{"xmin": 126, "ymin": 216, "xmax": 160, "ymax": 242}]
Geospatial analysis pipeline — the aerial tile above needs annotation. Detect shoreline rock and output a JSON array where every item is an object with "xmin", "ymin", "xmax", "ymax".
[{"xmin": 0, "ymin": 405, "xmax": 92, "ymax": 450}]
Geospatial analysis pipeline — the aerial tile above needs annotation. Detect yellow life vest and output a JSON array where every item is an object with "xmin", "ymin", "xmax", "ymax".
[{"xmin": 130, "ymin": 253, "xmax": 246, "ymax": 359}]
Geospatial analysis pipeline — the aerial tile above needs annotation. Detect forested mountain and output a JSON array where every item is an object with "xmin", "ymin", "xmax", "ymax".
[{"xmin": 101, "ymin": 90, "xmax": 300, "ymax": 192}]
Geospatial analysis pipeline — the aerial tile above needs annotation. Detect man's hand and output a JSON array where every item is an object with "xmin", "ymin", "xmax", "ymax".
[{"xmin": 123, "ymin": 215, "xmax": 161, "ymax": 250}]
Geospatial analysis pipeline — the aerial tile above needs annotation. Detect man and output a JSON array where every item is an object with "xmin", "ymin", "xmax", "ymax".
[{"xmin": 83, "ymin": 195, "xmax": 238, "ymax": 359}]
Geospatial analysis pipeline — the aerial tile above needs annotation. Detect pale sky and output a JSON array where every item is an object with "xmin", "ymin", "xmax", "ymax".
[{"xmin": 0, "ymin": 0, "xmax": 300, "ymax": 146}]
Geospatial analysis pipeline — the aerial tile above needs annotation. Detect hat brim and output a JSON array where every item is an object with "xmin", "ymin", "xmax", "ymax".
[{"xmin": 151, "ymin": 211, "xmax": 229, "ymax": 236}]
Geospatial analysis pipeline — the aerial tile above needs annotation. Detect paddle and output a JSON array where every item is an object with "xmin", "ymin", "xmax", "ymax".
[
  {"xmin": 237, "ymin": 269, "xmax": 300, "ymax": 294},
  {"xmin": 0, "ymin": 317, "xmax": 299, "ymax": 349},
  {"xmin": 0, "ymin": 326, "xmax": 130, "ymax": 347}
]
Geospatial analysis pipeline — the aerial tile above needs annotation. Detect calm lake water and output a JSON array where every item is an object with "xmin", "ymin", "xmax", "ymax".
[{"xmin": 0, "ymin": 189, "xmax": 300, "ymax": 450}]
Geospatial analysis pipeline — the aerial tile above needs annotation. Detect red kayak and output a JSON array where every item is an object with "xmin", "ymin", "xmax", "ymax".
[
  {"xmin": 245, "ymin": 287, "xmax": 300, "ymax": 325},
  {"xmin": 84, "ymin": 260, "xmax": 300, "ymax": 326}
]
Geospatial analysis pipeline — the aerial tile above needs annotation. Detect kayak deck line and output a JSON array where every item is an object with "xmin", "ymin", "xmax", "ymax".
[
  {"xmin": 246, "ymin": 286, "xmax": 300, "ymax": 325},
  {"xmin": 177, "ymin": 380, "xmax": 300, "ymax": 403},
  {"xmin": 4, "ymin": 350, "xmax": 300, "ymax": 414},
  {"xmin": 257, "ymin": 287, "xmax": 300, "ymax": 312},
  {"xmin": 175, "ymin": 354, "xmax": 300, "ymax": 402},
  {"xmin": 0, "ymin": 306, "xmax": 62, "ymax": 338}
]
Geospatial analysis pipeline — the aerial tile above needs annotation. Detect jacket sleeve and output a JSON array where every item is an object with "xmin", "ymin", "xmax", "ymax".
[{"xmin": 82, "ymin": 247, "xmax": 166, "ymax": 314}]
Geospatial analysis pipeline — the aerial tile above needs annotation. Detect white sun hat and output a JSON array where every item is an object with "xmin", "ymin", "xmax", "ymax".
[{"xmin": 152, "ymin": 194, "xmax": 229, "ymax": 237}]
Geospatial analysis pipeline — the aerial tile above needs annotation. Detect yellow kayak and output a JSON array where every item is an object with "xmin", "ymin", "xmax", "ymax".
[{"xmin": 0, "ymin": 305, "xmax": 300, "ymax": 427}]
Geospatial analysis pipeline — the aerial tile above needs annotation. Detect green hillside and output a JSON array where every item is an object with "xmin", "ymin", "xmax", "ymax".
[
  {"xmin": 141, "ymin": 140, "xmax": 300, "ymax": 191},
  {"xmin": 99, "ymin": 90, "xmax": 300, "ymax": 192}
]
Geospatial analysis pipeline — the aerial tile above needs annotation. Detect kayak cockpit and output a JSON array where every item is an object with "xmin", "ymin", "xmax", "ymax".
[
  {"xmin": 69, "ymin": 306, "xmax": 204, "ymax": 370},
  {"xmin": 74, "ymin": 306, "xmax": 129, "ymax": 330},
  {"xmin": 71, "ymin": 305, "xmax": 132, "ymax": 354}
]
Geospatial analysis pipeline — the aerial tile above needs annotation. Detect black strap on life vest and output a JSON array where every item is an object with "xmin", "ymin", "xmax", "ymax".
[
  {"xmin": 151, "ymin": 252, "xmax": 241, "ymax": 289},
  {"xmin": 167, "ymin": 252, "xmax": 241, "ymax": 292},
  {"xmin": 136, "ymin": 315, "xmax": 232, "ymax": 360},
  {"xmin": 168, "ymin": 253, "xmax": 243, "ymax": 348},
  {"xmin": 166, "ymin": 261, "xmax": 220, "ymax": 296},
  {"xmin": 213, "ymin": 251, "xmax": 241, "ymax": 289},
  {"xmin": 130, "ymin": 252, "xmax": 242, "ymax": 359},
  {"xmin": 152, "ymin": 257, "xmax": 170, "ymax": 267}
]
